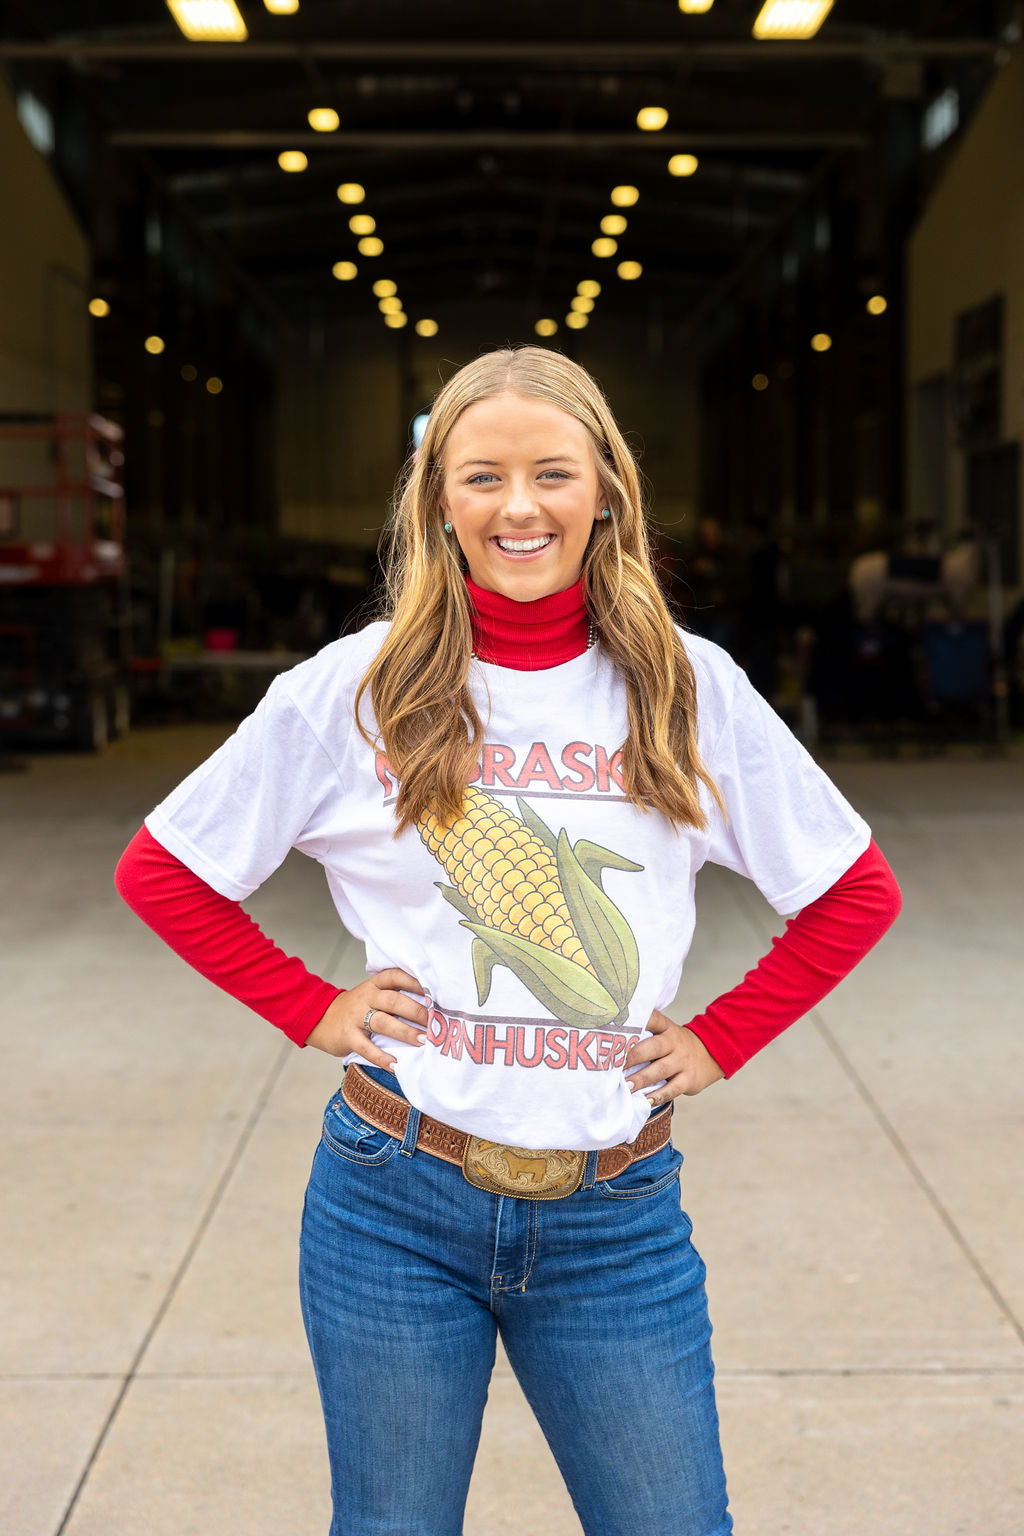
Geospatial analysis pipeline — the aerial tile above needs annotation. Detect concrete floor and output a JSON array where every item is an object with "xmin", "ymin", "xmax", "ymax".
[{"xmin": 3, "ymin": 725, "xmax": 1023, "ymax": 1536}]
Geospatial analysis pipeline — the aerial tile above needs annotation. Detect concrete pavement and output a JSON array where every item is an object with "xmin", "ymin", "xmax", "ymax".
[{"xmin": 2, "ymin": 726, "xmax": 1022, "ymax": 1535}]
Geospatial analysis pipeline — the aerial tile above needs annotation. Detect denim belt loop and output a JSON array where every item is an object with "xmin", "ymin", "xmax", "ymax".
[
  {"xmin": 399, "ymin": 1104, "xmax": 422, "ymax": 1157},
  {"xmin": 580, "ymin": 1149, "xmax": 601, "ymax": 1190}
]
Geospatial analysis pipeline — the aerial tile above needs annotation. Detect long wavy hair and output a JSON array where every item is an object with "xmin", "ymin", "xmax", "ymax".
[{"xmin": 355, "ymin": 346, "xmax": 723, "ymax": 835}]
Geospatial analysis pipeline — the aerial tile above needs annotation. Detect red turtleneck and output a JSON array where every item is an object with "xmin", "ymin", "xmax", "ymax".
[
  {"xmin": 467, "ymin": 574, "xmax": 590, "ymax": 668},
  {"xmin": 116, "ymin": 580, "xmax": 900, "ymax": 1071}
]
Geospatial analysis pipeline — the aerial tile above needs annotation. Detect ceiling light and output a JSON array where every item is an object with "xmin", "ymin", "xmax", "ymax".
[
  {"xmin": 610, "ymin": 185, "xmax": 639, "ymax": 207},
  {"xmin": 378, "ymin": 297, "xmax": 403, "ymax": 314},
  {"xmin": 277, "ymin": 150, "xmax": 307, "ymax": 172},
  {"xmin": 753, "ymin": 1, "xmax": 834, "ymax": 40},
  {"xmin": 752, "ymin": 374, "xmax": 769, "ymax": 391},
  {"xmin": 373, "ymin": 279, "xmax": 397, "ymax": 298},
  {"xmin": 668, "ymin": 153, "xmax": 699, "ymax": 177},
  {"xmin": 206, "ymin": 376, "xmax": 223, "ymax": 394},
  {"xmin": 308, "ymin": 107, "xmax": 339, "ymax": 132},
  {"xmin": 384, "ymin": 312, "xmax": 408, "ymax": 329},
  {"xmin": 592, "ymin": 237, "xmax": 618, "ymax": 258},
  {"xmin": 332, "ymin": 261, "xmax": 357, "ymax": 281},
  {"xmin": 165, "ymin": 1, "xmax": 247, "ymax": 41},
  {"xmin": 534, "ymin": 318, "xmax": 558, "ymax": 337},
  {"xmin": 679, "ymin": 0, "xmax": 714, "ymax": 11},
  {"xmin": 565, "ymin": 313, "xmax": 589, "ymax": 330},
  {"xmin": 617, "ymin": 261, "xmax": 643, "ymax": 280},
  {"xmin": 348, "ymin": 214, "xmax": 376, "ymax": 235},
  {"xmin": 600, "ymin": 214, "xmax": 627, "ymax": 236},
  {"xmin": 144, "ymin": 335, "xmax": 165, "ymax": 354},
  {"xmin": 358, "ymin": 236, "xmax": 383, "ymax": 256},
  {"xmin": 264, "ymin": 0, "xmax": 299, "ymax": 12},
  {"xmin": 336, "ymin": 182, "xmax": 366, "ymax": 204},
  {"xmin": 810, "ymin": 332, "xmax": 832, "ymax": 352},
  {"xmin": 415, "ymin": 319, "xmax": 439, "ymax": 337},
  {"xmin": 571, "ymin": 296, "xmax": 594, "ymax": 313},
  {"xmin": 637, "ymin": 107, "xmax": 668, "ymax": 132},
  {"xmin": 866, "ymin": 295, "xmax": 888, "ymax": 315},
  {"xmin": 577, "ymin": 279, "xmax": 601, "ymax": 298},
  {"xmin": 88, "ymin": 298, "xmax": 110, "ymax": 318}
]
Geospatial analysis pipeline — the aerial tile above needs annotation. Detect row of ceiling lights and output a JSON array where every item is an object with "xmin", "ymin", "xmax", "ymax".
[
  {"xmin": 167, "ymin": 2, "xmax": 834, "ymax": 43},
  {"xmin": 276, "ymin": 119, "xmax": 700, "ymax": 340}
]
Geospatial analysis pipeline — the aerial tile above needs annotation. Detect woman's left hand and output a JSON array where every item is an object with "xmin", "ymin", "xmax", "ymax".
[{"xmin": 625, "ymin": 1011, "xmax": 725, "ymax": 1105}]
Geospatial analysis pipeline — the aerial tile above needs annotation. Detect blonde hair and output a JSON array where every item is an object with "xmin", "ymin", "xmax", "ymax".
[{"xmin": 355, "ymin": 346, "xmax": 723, "ymax": 834}]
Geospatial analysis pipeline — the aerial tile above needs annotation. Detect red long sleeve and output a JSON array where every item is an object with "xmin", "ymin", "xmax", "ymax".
[
  {"xmin": 117, "ymin": 820, "xmax": 900, "ymax": 1071},
  {"xmin": 114, "ymin": 825, "xmax": 342, "ymax": 1046},
  {"xmin": 685, "ymin": 837, "xmax": 902, "ymax": 1077}
]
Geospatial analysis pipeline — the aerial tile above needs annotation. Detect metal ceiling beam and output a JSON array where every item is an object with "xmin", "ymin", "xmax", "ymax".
[
  {"xmin": 110, "ymin": 129, "xmax": 869, "ymax": 151},
  {"xmin": 0, "ymin": 38, "xmax": 1002, "ymax": 62}
]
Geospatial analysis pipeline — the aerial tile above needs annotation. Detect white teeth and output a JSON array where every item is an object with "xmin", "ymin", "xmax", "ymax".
[{"xmin": 496, "ymin": 534, "xmax": 554, "ymax": 552}]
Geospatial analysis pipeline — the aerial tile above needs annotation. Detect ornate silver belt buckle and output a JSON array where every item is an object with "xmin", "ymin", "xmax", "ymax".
[{"xmin": 462, "ymin": 1137, "xmax": 586, "ymax": 1200}]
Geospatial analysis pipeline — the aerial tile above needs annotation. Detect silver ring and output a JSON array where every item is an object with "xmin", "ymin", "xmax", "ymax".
[{"xmin": 362, "ymin": 1008, "xmax": 375, "ymax": 1034}]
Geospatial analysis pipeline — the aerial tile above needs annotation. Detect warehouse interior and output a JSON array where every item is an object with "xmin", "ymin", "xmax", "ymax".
[
  {"xmin": 1, "ymin": 0, "xmax": 1023, "ymax": 749},
  {"xmin": 3, "ymin": 6, "xmax": 1024, "ymax": 1536}
]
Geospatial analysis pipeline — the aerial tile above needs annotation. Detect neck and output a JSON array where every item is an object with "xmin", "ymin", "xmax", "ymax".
[{"xmin": 465, "ymin": 575, "xmax": 591, "ymax": 670}]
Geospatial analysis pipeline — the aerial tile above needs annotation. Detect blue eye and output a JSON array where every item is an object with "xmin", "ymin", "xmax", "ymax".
[
  {"xmin": 540, "ymin": 470, "xmax": 569, "ymax": 480},
  {"xmin": 467, "ymin": 473, "xmax": 498, "ymax": 485}
]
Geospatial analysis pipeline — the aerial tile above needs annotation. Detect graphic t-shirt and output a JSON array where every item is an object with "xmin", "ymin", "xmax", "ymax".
[{"xmin": 145, "ymin": 625, "xmax": 870, "ymax": 1150}]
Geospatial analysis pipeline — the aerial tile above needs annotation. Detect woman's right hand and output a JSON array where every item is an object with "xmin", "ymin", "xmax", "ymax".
[{"xmin": 305, "ymin": 968, "xmax": 430, "ymax": 1069}]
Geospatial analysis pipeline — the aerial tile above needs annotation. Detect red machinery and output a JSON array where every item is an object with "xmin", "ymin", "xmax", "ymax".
[{"xmin": 0, "ymin": 413, "xmax": 129, "ymax": 749}]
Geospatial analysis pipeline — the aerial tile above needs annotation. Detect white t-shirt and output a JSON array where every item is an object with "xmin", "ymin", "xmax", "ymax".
[{"xmin": 146, "ymin": 625, "xmax": 870, "ymax": 1150}]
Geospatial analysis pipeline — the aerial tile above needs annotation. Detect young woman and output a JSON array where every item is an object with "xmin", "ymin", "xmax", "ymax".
[{"xmin": 117, "ymin": 346, "xmax": 901, "ymax": 1536}]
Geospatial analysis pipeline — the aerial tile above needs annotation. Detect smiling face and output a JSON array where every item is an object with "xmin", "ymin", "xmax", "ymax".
[{"xmin": 439, "ymin": 392, "xmax": 607, "ymax": 601}]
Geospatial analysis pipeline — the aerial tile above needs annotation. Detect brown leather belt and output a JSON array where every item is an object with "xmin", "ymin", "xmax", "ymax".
[{"xmin": 342, "ymin": 1064, "xmax": 673, "ymax": 1200}]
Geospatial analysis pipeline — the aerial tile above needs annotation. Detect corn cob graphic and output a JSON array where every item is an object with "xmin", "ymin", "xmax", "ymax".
[{"xmin": 417, "ymin": 788, "xmax": 643, "ymax": 1030}]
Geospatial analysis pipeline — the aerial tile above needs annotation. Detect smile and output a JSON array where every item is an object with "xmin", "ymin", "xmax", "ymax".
[{"xmin": 493, "ymin": 534, "xmax": 555, "ymax": 553}]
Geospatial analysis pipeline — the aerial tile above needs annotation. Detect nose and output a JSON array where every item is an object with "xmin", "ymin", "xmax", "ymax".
[{"xmin": 502, "ymin": 475, "xmax": 540, "ymax": 519}]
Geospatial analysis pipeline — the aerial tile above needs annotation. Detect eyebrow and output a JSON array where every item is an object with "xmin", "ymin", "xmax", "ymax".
[{"xmin": 454, "ymin": 455, "xmax": 582, "ymax": 471}]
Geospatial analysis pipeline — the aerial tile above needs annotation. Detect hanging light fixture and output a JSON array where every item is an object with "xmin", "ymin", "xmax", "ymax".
[
  {"xmin": 264, "ymin": 0, "xmax": 299, "ymax": 13},
  {"xmin": 753, "ymin": 1, "xmax": 834, "ymax": 40},
  {"xmin": 668, "ymin": 154, "xmax": 699, "ymax": 177},
  {"xmin": 679, "ymin": 0, "xmax": 714, "ymax": 11},
  {"xmin": 308, "ymin": 107, "xmax": 339, "ymax": 132},
  {"xmin": 636, "ymin": 107, "xmax": 669, "ymax": 131},
  {"xmin": 278, "ymin": 151, "xmax": 307, "ymax": 172},
  {"xmin": 165, "ymin": 1, "xmax": 247, "ymax": 41}
]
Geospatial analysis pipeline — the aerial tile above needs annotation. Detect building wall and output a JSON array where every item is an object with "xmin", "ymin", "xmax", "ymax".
[
  {"xmin": 907, "ymin": 48, "xmax": 1024, "ymax": 591},
  {"xmin": 0, "ymin": 71, "xmax": 91, "ymax": 417},
  {"xmin": 275, "ymin": 308, "xmax": 699, "ymax": 553}
]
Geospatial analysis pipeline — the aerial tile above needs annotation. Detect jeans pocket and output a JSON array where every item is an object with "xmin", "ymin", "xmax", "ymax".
[
  {"xmin": 320, "ymin": 1090, "xmax": 401, "ymax": 1167},
  {"xmin": 597, "ymin": 1140, "xmax": 683, "ymax": 1200}
]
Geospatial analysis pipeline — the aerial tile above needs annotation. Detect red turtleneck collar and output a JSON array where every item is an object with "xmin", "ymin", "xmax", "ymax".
[{"xmin": 465, "ymin": 575, "xmax": 590, "ymax": 670}]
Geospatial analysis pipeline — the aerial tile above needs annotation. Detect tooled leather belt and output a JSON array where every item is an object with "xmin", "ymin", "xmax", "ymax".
[{"xmin": 342, "ymin": 1063, "xmax": 673, "ymax": 1199}]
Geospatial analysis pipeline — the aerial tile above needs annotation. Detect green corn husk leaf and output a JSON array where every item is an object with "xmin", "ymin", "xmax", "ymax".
[
  {"xmin": 471, "ymin": 936, "xmax": 501, "ymax": 1005},
  {"xmin": 437, "ymin": 882, "xmax": 478, "ymax": 922},
  {"xmin": 571, "ymin": 839, "xmax": 644, "ymax": 892},
  {"xmin": 515, "ymin": 796, "xmax": 558, "ymax": 853},
  {"xmin": 461, "ymin": 921, "xmax": 620, "ymax": 1029},
  {"xmin": 556, "ymin": 829, "xmax": 639, "ymax": 1007}
]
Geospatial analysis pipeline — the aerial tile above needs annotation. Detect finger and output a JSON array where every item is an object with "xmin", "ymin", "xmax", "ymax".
[
  {"xmin": 627, "ymin": 1058, "xmax": 680, "ymax": 1093},
  {"xmin": 643, "ymin": 1070, "xmax": 690, "ymax": 1106},
  {"xmin": 375, "ymin": 989, "xmax": 431, "ymax": 1029},
  {"xmin": 361, "ymin": 1041, "xmax": 399, "ymax": 1071},
  {"xmin": 625, "ymin": 1037, "xmax": 673, "ymax": 1070},
  {"xmin": 365, "ymin": 1009, "xmax": 428, "ymax": 1048},
  {"xmin": 643, "ymin": 1010, "xmax": 673, "ymax": 1034},
  {"xmin": 376, "ymin": 968, "xmax": 428, "ymax": 997}
]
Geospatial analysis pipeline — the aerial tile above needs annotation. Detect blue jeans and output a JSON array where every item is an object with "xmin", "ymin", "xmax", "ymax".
[{"xmin": 299, "ymin": 1067, "xmax": 732, "ymax": 1536}]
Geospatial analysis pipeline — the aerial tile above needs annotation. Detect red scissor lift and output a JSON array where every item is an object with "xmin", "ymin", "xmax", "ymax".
[{"xmin": 0, "ymin": 413, "xmax": 129, "ymax": 749}]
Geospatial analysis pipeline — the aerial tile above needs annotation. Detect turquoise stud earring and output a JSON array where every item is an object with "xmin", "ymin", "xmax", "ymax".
[
  {"xmin": 601, "ymin": 508, "xmax": 611, "ymax": 519},
  {"xmin": 444, "ymin": 521, "xmax": 453, "ymax": 533}
]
